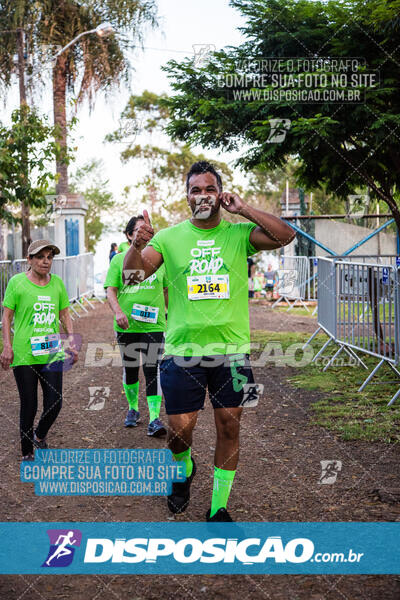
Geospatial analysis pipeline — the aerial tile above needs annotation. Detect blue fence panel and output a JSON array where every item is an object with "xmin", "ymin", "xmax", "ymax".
[{"xmin": 65, "ymin": 219, "xmax": 79, "ymax": 256}]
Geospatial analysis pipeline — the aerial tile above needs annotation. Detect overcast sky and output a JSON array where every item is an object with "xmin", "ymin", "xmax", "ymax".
[
  {"xmin": 2, "ymin": 0, "xmax": 246, "ymax": 196},
  {"xmin": 1, "ymin": 0, "xmax": 249, "ymax": 269},
  {"xmin": 73, "ymin": 0, "xmax": 247, "ymax": 200}
]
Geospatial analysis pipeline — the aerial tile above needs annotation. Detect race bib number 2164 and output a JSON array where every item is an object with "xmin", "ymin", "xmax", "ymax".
[{"xmin": 187, "ymin": 274, "xmax": 230, "ymax": 300}]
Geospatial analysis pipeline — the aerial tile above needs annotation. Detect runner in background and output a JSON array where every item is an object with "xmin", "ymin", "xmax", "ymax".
[
  {"xmin": 247, "ymin": 257, "xmax": 255, "ymax": 298},
  {"xmin": 264, "ymin": 263, "xmax": 277, "ymax": 301},
  {"xmin": 0, "ymin": 240, "xmax": 78, "ymax": 460},
  {"xmin": 105, "ymin": 216, "xmax": 168, "ymax": 437},
  {"xmin": 253, "ymin": 270, "xmax": 265, "ymax": 299},
  {"xmin": 109, "ymin": 243, "xmax": 118, "ymax": 262},
  {"xmin": 123, "ymin": 161, "xmax": 295, "ymax": 521}
]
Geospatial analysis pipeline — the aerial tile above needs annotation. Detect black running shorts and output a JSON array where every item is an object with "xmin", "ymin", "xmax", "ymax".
[{"xmin": 160, "ymin": 354, "xmax": 255, "ymax": 415}]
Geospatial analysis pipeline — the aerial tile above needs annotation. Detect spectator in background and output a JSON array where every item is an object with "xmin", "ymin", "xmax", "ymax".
[
  {"xmin": 264, "ymin": 263, "xmax": 277, "ymax": 300},
  {"xmin": 253, "ymin": 270, "xmax": 265, "ymax": 299},
  {"xmin": 109, "ymin": 243, "xmax": 118, "ymax": 262},
  {"xmin": 247, "ymin": 257, "xmax": 255, "ymax": 298}
]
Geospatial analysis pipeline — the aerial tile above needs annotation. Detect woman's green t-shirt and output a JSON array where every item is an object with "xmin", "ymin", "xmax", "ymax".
[
  {"xmin": 104, "ymin": 252, "xmax": 167, "ymax": 333},
  {"xmin": 2, "ymin": 273, "xmax": 70, "ymax": 366}
]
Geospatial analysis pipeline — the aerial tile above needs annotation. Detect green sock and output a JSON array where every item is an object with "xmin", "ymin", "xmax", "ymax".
[
  {"xmin": 147, "ymin": 394, "xmax": 162, "ymax": 422},
  {"xmin": 210, "ymin": 466, "xmax": 236, "ymax": 517},
  {"xmin": 123, "ymin": 381, "xmax": 139, "ymax": 411},
  {"xmin": 172, "ymin": 448, "xmax": 193, "ymax": 478}
]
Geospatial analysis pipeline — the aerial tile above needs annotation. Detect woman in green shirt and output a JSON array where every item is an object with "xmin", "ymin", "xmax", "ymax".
[
  {"xmin": 105, "ymin": 216, "xmax": 168, "ymax": 437},
  {"xmin": 0, "ymin": 240, "xmax": 78, "ymax": 460}
]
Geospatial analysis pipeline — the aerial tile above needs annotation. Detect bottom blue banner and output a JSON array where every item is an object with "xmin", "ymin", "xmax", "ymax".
[{"xmin": 0, "ymin": 522, "xmax": 398, "ymax": 574}]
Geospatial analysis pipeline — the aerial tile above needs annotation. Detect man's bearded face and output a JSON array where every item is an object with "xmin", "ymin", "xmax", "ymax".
[{"xmin": 192, "ymin": 194, "xmax": 218, "ymax": 219}]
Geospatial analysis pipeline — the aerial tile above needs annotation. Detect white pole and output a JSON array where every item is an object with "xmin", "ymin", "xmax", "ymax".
[{"xmin": 285, "ymin": 179, "xmax": 289, "ymax": 215}]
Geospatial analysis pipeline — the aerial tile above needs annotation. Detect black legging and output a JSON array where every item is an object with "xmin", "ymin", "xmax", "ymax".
[
  {"xmin": 116, "ymin": 331, "xmax": 164, "ymax": 396},
  {"xmin": 13, "ymin": 363, "xmax": 63, "ymax": 456}
]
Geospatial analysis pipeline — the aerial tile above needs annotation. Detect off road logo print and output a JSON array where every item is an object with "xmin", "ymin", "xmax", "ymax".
[
  {"xmin": 183, "ymin": 246, "xmax": 229, "ymax": 276},
  {"xmin": 122, "ymin": 272, "xmax": 157, "ymax": 294},
  {"xmin": 32, "ymin": 300, "xmax": 56, "ymax": 328}
]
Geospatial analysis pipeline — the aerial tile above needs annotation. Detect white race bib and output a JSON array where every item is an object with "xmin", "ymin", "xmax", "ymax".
[
  {"xmin": 187, "ymin": 274, "xmax": 230, "ymax": 300},
  {"xmin": 131, "ymin": 303, "xmax": 159, "ymax": 324},
  {"xmin": 30, "ymin": 334, "xmax": 61, "ymax": 357}
]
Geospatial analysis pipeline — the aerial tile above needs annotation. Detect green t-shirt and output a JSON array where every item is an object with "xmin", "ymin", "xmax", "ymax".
[
  {"xmin": 104, "ymin": 251, "xmax": 167, "ymax": 333},
  {"xmin": 148, "ymin": 219, "xmax": 257, "ymax": 356},
  {"xmin": 2, "ymin": 273, "xmax": 70, "ymax": 367},
  {"xmin": 118, "ymin": 241, "xmax": 130, "ymax": 253}
]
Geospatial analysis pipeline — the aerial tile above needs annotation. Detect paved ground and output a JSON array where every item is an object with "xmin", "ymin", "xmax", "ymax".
[{"xmin": 0, "ymin": 302, "xmax": 399, "ymax": 599}]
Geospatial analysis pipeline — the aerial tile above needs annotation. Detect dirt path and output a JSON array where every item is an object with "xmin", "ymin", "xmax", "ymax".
[
  {"xmin": 0, "ymin": 302, "xmax": 399, "ymax": 599},
  {"xmin": 249, "ymin": 300, "xmax": 318, "ymax": 334}
]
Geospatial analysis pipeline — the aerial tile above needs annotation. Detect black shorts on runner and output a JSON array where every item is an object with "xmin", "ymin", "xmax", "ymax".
[{"xmin": 160, "ymin": 354, "xmax": 255, "ymax": 415}]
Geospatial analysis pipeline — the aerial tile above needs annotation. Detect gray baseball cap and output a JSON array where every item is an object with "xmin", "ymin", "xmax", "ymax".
[{"xmin": 27, "ymin": 239, "xmax": 60, "ymax": 256}]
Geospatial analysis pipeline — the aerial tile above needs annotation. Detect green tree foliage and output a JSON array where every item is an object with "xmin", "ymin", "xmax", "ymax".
[
  {"xmin": 0, "ymin": 105, "xmax": 60, "ymax": 224},
  {"xmin": 0, "ymin": 0, "xmax": 158, "ymax": 194},
  {"xmin": 106, "ymin": 90, "xmax": 235, "ymax": 226},
  {"xmin": 0, "ymin": 0, "xmax": 158, "ymax": 98},
  {"xmin": 162, "ymin": 0, "xmax": 400, "ymax": 233}
]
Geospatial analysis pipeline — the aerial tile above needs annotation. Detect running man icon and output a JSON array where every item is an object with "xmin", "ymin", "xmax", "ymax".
[
  {"xmin": 42, "ymin": 529, "xmax": 82, "ymax": 567},
  {"xmin": 318, "ymin": 460, "xmax": 342, "ymax": 484},
  {"xmin": 46, "ymin": 531, "xmax": 76, "ymax": 565}
]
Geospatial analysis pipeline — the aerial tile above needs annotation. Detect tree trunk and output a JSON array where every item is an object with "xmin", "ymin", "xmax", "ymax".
[
  {"xmin": 381, "ymin": 195, "xmax": 400, "ymax": 238},
  {"xmin": 17, "ymin": 28, "xmax": 31, "ymax": 257},
  {"xmin": 359, "ymin": 168, "xmax": 400, "ymax": 237},
  {"xmin": 21, "ymin": 201, "xmax": 31, "ymax": 257},
  {"xmin": 53, "ymin": 53, "xmax": 69, "ymax": 196}
]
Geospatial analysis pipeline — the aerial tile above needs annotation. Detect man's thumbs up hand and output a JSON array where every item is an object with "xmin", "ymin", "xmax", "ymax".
[
  {"xmin": 143, "ymin": 209, "xmax": 152, "ymax": 226},
  {"xmin": 132, "ymin": 211, "xmax": 154, "ymax": 250}
]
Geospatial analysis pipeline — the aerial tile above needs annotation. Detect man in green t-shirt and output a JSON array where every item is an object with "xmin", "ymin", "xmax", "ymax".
[
  {"xmin": 105, "ymin": 216, "xmax": 168, "ymax": 437},
  {"xmin": 123, "ymin": 161, "xmax": 295, "ymax": 521}
]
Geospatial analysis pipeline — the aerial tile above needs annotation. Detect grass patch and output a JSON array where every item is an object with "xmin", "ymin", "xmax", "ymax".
[
  {"xmin": 273, "ymin": 302, "xmax": 391, "ymax": 321},
  {"xmin": 273, "ymin": 305, "xmax": 316, "ymax": 318},
  {"xmin": 251, "ymin": 329, "xmax": 400, "ymax": 443}
]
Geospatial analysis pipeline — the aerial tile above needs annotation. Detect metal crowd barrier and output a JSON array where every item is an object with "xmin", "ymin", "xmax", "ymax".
[
  {"xmin": 0, "ymin": 261, "xmax": 13, "ymax": 327},
  {"xmin": 51, "ymin": 256, "xmax": 65, "ymax": 279},
  {"xmin": 273, "ymin": 255, "xmax": 398, "ymax": 316},
  {"xmin": 335, "ymin": 255, "xmax": 398, "ymax": 266},
  {"xmin": 271, "ymin": 255, "xmax": 311, "ymax": 311},
  {"xmin": 12, "ymin": 259, "xmax": 29, "ymax": 274},
  {"xmin": 307, "ymin": 257, "xmax": 318, "ymax": 302},
  {"xmin": 303, "ymin": 256, "xmax": 400, "ymax": 406},
  {"xmin": 78, "ymin": 253, "xmax": 95, "ymax": 303},
  {"xmin": 0, "ymin": 253, "xmax": 101, "ymax": 326}
]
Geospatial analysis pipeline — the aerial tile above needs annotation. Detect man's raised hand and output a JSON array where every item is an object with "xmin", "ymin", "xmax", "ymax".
[
  {"xmin": 143, "ymin": 209, "xmax": 152, "ymax": 227},
  {"xmin": 219, "ymin": 192, "xmax": 245, "ymax": 215},
  {"xmin": 133, "ymin": 210, "xmax": 154, "ymax": 250}
]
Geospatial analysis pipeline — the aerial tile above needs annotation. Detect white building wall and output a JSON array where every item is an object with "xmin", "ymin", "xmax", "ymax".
[{"xmin": 282, "ymin": 219, "xmax": 397, "ymax": 257}]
